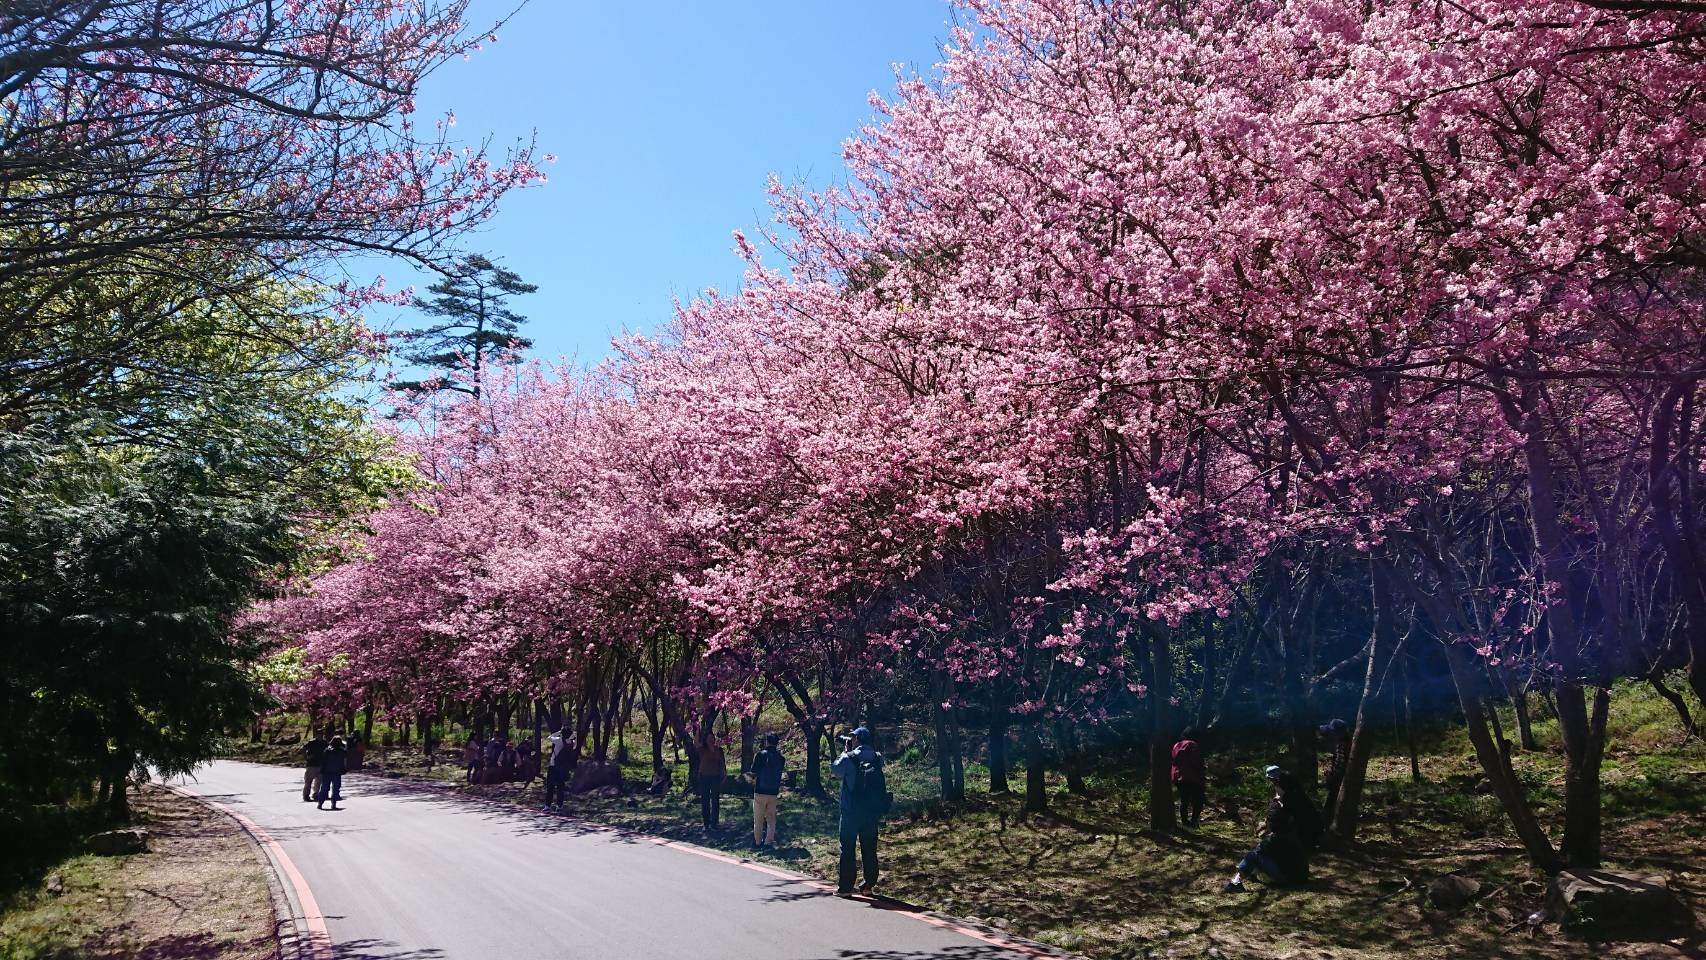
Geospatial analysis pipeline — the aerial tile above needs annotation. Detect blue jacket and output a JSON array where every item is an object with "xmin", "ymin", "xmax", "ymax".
[{"xmin": 832, "ymin": 745, "xmax": 882, "ymax": 814}]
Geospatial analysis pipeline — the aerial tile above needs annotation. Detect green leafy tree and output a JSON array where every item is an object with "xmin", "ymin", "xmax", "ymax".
[{"xmin": 392, "ymin": 255, "xmax": 536, "ymax": 399}]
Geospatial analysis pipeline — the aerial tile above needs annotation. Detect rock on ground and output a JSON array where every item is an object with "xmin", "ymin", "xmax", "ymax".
[
  {"xmin": 1543, "ymin": 869, "xmax": 1689, "ymax": 938},
  {"xmin": 86, "ymin": 828, "xmax": 148, "ymax": 855}
]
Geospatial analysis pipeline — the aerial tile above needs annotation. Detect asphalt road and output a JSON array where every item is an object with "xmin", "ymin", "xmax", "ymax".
[{"xmin": 169, "ymin": 760, "xmax": 1040, "ymax": 960}]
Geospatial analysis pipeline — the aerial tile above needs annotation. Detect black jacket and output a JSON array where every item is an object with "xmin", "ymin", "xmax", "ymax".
[
  {"xmin": 320, "ymin": 743, "xmax": 347, "ymax": 776},
  {"xmin": 751, "ymin": 748, "xmax": 785, "ymax": 796},
  {"xmin": 304, "ymin": 737, "xmax": 327, "ymax": 768}
]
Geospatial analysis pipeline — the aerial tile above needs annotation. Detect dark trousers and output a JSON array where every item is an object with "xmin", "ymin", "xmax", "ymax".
[
  {"xmin": 1177, "ymin": 781, "xmax": 1205, "ymax": 825},
  {"xmin": 838, "ymin": 815, "xmax": 878, "ymax": 893},
  {"xmin": 315, "ymin": 773, "xmax": 342, "ymax": 804},
  {"xmin": 1323, "ymin": 773, "xmax": 1344, "ymax": 822},
  {"xmin": 544, "ymin": 766, "xmax": 568, "ymax": 807},
  {"xmin": 700, "ymin": 777, "xmax": 723, "ymax": 828}
]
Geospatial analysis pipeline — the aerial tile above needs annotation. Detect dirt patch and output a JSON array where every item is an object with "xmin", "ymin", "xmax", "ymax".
[{"xmin": 0, "ymin": 786, "xmax": 279, "ymax": 960}]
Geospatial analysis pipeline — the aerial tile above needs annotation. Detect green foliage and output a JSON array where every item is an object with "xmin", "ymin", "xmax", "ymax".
[
  {"xmin": 391, "ymin": 254, "xmax": 536, "ymax": 399},
  {"xmin": 0, "ymin": 281, "xmax": 411, "ymax": 817}
]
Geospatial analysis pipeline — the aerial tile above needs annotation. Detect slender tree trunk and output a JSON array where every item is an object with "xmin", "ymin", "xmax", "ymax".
[
  {"xmin": 1402, "ymin": 654, "xmax": 1422, "ymax": 782},
  {"xmin": 1058, "ymin": 720, "xmax": 1088, "ymax": 795},
  {"xmin": 1332, "ymin": 558, "xmax": 1401, "ymax": 840},
  {"xmin": 1441, "ymin": 638, "xmax": 1562, "ymax": 870},
  {"xmin": 932, "ymin": 671, "xmax": 966, "ymax": 801},
  {"xmin": 988, "ymin": 694, "xmax": 1011, "ymax": 794},
  {"xmin": 1511, "ymin": 679, "xmax": 1539, "ymax": 751},
  {"xmin": 1149, "ymin": 624, "xmax": 1177, "ymax": 831}
]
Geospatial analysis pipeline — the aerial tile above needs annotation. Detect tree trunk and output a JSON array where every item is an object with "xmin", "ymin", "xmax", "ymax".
[
  {"xmin": 1331, "ymin": 558, "xmax": 1401, "ymax": 841},
  {"xmin": 987, "ymin": 696, "xmax": 1011, "ymax": 794},
  {"xmin": 801, "ymin": 720, "xmax": 825, "ymax": 796},
  {"xmin": 932, "ymin": 671, "xmax": 965, "ymax": 801},
  {"xmin": 1402, "ymin": 653, "xmax": 1422, "ymax": 782},
  {"xmin": 1441, "ymin": 637, "xmax": 1562, "ymax": 870},
  {"xmin": 1512, "ymin": 680, "xmax": 1540, "ymax": 751},
  {"xmin": 1058, "ymin": 720, "xmax": 1088, "ymax": 795},
  {"xmin": 1149, "ymin": 623, "xmax": 1177, "ymax": 831},
  {"xmin": 1023, "ymin": 723, "xmax": 1047, "ymax": 813}
]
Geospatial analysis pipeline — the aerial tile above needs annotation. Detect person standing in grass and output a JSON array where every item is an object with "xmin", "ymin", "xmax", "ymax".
[
  {"xmin": 832, "ymin": 726, "xmax": 889, "ymax": 897},
  {"xmin": 1222, "ymin": 765, "xmax": 1320, "ymax": 892},
  {"xmin": 316, "ymin": 736, "xmax": 348, "ymax": 810},
  {"xmin": 749, "ymin": 732, "xmax": 785, "ymax": 847},
  {"xmin": 698, "ymin": 728, "xmax": 727, "ymax": 831},
  {"xmin": 302, "ymin": 729, "xmax": 327, "ymax": 802},
  {"xmin": 1171, "ymin": 726, "xmax": 1207, "ymax": 828}
]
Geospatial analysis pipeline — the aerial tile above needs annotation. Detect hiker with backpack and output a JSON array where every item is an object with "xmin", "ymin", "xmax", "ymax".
[
  {"xmin": 1170, "ymin": 726, "xmax": 1207, "ymax": 827},
  {"xmin": 1222, "ymin": 765, "xmax": 1321, "ymax": 892},
  {"xmin": 831, "ymin": 726, "xmax": 890, "ymax": 897}
]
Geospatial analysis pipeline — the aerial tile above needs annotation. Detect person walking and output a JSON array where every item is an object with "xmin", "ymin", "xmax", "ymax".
[
  {"xmin": 302, "ymin": 729, "xmax": 327, "ymax": 802},
  {"xmin": 1319, "ymin": 719, "xmax": 1351, "ymax": 819},
  {"xmin": 1222, "ymin": 765, "xmax": 1321, "ymax": 892},
  {"xmin": 749, "ymin": 732, "xmax": 785, "ymax": 847},
  {"xmin": 698, "ymin": 728, "xmax": 727, "ymax": 831},
  {"xmin": 1171, "ymin": 726, "xmax": 1207, "ymax": 827},
  {"xmin": 542, "ymin": 727, "xmax": 574, "ymax": 811},
  {"xmin": 315, "ymin": 735, "xmax": 348, "ymax": 810},
  {"xmin": 831, "ymin": 726, "xmax": 889, "ymax": 897},
  {"xmin": 463, "ymin": 734, "xmax": 483, "ymax": 785}
]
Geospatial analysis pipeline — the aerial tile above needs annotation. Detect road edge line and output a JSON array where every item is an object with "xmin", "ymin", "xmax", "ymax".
[{"xmin": 160, "ymin": 781, "xmax": 333, "ymax": 960}]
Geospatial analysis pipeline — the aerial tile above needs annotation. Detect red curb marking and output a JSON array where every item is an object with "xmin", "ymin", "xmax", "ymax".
[{"xmin": 162, "ymin": 782, "xmax": 333, "ymax": 960}]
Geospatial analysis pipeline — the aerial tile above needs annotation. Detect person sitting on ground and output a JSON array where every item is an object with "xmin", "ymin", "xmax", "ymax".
[
  {"xmin": 749, "ymin": 731, "xmax": 786, "ymax": 847},
  {"xmin": 1223, "ymin": 765, "xmax": 1321, "ymax": 892},
  {"xmin": 831, "ymin": 726, "xmax": 890, "ymax": 897},
  {"xmin": 303, "ymin": 729, "xmax": 327, "ymax": 802},
  {"xmin": 1171, "ymin": 726, "xmax": 1207, "ymax": 828},
  {"xmin": 1319, "ymin": 718, "xmax": 1351, "ymax": 818},
  {"xmin": 348, "ymin": 730, "xmax": 365, "ymax": 770},
  {"xmin": 482, "ymin": 734, "xmax": 504, "ymax": 785},
  {"xmin": 498, "ymin": 738, "xmax": 518, "ymax": 782},
  {"xmin": 316, "ymin": 735, "xmax": 349, "ymax": 810},
  {"xmin": 517, "ymin": 735, "xmax": 540, "ymax": 786},
  {"xmin": 697, "ymin": 728, "xmax": 727, "ymax": 831}
]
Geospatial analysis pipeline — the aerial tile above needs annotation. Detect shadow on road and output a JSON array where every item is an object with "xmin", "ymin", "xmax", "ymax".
[
  {"xmin": 804, "ymin": 949, "xmax": 1034, "ymax": 959},
  {"xmin": 328, "ymin": 937, "xmax": 447, "ymax": 960}
]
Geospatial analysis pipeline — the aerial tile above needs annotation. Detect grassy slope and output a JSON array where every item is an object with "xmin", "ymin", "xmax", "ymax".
[
  {"xmin": 0, "ymin": 786, "xmax": 278, "ymax": 960},
  {"xmin": 230, "ymin": 679, "xmax": 1704, "ymax": 960}
]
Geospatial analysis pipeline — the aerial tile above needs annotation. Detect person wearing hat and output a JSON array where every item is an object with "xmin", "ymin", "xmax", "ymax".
[
  {"xmin": 831, "ymin": 726, "xmax": 889, "ymax": 896},
  {"xmin": 748, "ymin": 731, "xmax": 786, "ymax": 847},
  {"xmin": 1223, "ymin": 765, "xmax": 1322, "ymax": 892},
  {"xmin": 1319, "ymin": 718, "xmax": 1351, "ymax": 820}
]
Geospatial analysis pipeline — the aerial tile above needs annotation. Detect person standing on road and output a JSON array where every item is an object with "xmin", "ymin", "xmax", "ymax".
[
  {"xmin": 749, "ymin": 732, "xmax": 785, "ymax": 847},
  {"xmin": 303, "ymin": 729, "xmax": 327, "ymax": 802},
  {"xmin": 831, "ymin": 726, "xmax": 889, "ymax": 897},
  {"xmin": 316, "ymin": 735, "xmax": 348, "ymax": 810},
  {"xmin": 1171, "ymin": 726, "xmax": 1207, "ymax": 827},
  {"xmin": 543, "ymin": 727, "xmax": 574, "ymax": 811},
  {"xmin": 698, "ymin": 728, "xmax": 727, "ymax": 831}
]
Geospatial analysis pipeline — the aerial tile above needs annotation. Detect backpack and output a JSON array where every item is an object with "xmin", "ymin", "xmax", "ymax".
[{"xmin": 853, "ymin": 753, "xmax": 893, "ymax": 817}]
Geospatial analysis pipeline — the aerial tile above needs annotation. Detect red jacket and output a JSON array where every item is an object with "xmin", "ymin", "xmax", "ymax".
[{"xmin": 1170, "ymin": 739, "xmax": 1204, "ymax": 784}]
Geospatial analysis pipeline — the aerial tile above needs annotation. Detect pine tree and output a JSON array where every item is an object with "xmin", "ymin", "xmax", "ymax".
[{"xmin": 393, "ymin": 255, "xmax": 536, "ymax": 399}]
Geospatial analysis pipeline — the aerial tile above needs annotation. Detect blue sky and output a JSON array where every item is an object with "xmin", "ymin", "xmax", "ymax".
[{"xmin": 370, "ymin": 1, "xmax": 959, "ymax": 365}]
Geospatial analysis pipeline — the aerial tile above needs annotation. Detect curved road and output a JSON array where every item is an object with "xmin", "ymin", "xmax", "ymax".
[{"xmin": 169, "ymin": 760, "xmax": 1045, "ymax": 960}]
